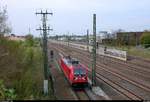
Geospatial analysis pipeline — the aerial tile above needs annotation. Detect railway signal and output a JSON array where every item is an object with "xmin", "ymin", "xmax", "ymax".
[
  {"xmin": 35, "ymin": 10, "xmax": 53, "ymax": 95},
  {"xmin": 50, "ymin": 50, "xmax": 54, "ymax": 60},
  {"xmin": 92, "ymin": 14, "xmax": 97, "ymax": 86}
]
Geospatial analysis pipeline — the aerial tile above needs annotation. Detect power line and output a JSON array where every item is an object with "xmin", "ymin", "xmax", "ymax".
[{"xmin": 35, "ymin": 10, "xmax": 53, "ymax": 95}]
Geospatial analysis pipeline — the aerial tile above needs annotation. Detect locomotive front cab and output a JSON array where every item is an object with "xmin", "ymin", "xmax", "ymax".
[
  {"xmin": 70, "ymin": 59, "xmax": 88, "ymax": 84},
  {"xmin": 73, "ymin": 67, "xmax": 88, "ymax": 83},
  {"xmin": 60, "ymin": 55, "xmax": 88, "ymax": 87}
]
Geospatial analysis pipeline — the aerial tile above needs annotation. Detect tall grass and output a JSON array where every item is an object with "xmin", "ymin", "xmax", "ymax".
[
  {"xmin": 0, "ymin": 37, "xmax": 55, "ymax": 100},
  {"xmin": 105, "ymin": 44, "xmax": 150, "ymax": 60}
]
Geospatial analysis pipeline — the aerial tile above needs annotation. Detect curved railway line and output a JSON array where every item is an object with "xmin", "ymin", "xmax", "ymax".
[
  {"xmin": 59, "ymin": 44, "xmax": 150, "ymax": 80},
  {"xmin": 53, "ymin": 45, "xmax": 141, "ymax": 100},
  {"xmin": 63, "ymin": 41, "xmax": 150, "ymax": 70},
  {"xmin": 66, "ymin": 44, "xmax": 150, "ymax": 75},
  {"xmin": 60, "ymin": 44, "xmax": 150, "ymax": 82},
  {"xmin": 68, "ymin": 41, "xmax": 150, "ymax": 69},
  {"xmin": 54, "ymin": 52, "xmax": 92, "ymax": 100},
  {"xmin": 50, "ymin": 42, "xmax": 150, "ymax": 100}
]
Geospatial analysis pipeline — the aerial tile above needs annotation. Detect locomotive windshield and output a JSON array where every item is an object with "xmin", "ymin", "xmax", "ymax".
[
  {"xmin": 63, "ymin": 56, "xmax": 79, "ymax": 66},
  {"xmin": 74, "ymin": 68, "xmax": 86, "ymax": 76},
  {"xmin": 71, "ymin": 60, "xmax": 79, "ymax": 65}
]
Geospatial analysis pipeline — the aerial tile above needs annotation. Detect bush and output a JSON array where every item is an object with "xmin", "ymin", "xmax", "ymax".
[
  {"xmin": 0, "ymin": 80, "xmax": 17, "ymax": 100},
  {"xmin": 0, "ymin": 37, "xmax": 54, "ymax": 100},
  {"xmin": 140, "ymin": 32, "xmax": 150, "ymax": 48},
  {"xmin": 25, "ymin": 34, "xmax": 34, "ymax": 47}
]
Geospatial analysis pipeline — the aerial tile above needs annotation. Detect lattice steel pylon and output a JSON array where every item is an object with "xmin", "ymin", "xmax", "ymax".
[{"xmin": 36, "ymin": 10, "xmax": 53, "ymax": 95}]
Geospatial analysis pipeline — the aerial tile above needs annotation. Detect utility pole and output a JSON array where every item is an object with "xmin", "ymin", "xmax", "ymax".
[
  {"xmin": 67, "ymin": 32, "xmax": 70, "ymax": 47},
  {"xmin": 127, "ymin": 33, "xmax": 130, "ymax": 50},
  {"xmin": 87, "ymin": 29, "xmax": 89, "ymax": 52},
  {"xmin": 35, "ymin": 10, "xmax": 53, "ymax": 95},
  {"xmin": 67, "ymin": 36, "xmax": 69, "ymax": 46},
  {"xmin": 135, "ymin": 33, "xmax": 138, "ymax": 47},
  {"xmin": 92, "ymin": 14, "xmax": 96, "ymax": 86},
  {"xmin": 28, "ymin": 27, "xmax": 31, "ymax": 34}
]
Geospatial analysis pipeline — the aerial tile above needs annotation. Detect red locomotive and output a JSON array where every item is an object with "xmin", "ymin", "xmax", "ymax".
[{"xmin": 59, "ymin": 53, "xmax": 88, "ymax": 87}]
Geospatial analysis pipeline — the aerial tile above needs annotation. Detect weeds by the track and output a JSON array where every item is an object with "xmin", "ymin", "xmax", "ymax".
[{"xmin": 0, "ymin": 37, "xmax": 55, "ymax": 100}]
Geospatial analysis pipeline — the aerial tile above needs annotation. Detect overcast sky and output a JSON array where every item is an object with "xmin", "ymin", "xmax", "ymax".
[{"xmin": 1, "ymin": 0, "xmax": 150, "ymax": 37}]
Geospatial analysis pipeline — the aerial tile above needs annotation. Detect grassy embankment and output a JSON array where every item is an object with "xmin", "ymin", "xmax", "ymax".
[
  {"xmin": 106, "ymin": 45, "xmax": 150, "ymax": 60},
  {"xmin": 0, "ymin": 37, "xmax": 55, "ymax": 100}
]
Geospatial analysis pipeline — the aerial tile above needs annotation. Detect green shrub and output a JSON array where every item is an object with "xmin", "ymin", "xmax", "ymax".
[
  {"xmin": 0, "ymin": 80, "xmax": 17, "ymax": 100},
  {"xmin": 25, "ymin": 34, "xmax": 34, "ymax": 47},
  {"xmin": 0, "ymin": 37, "xmax": 54, "ymax": 99},
  {"xmin": 140, "ymin": 32, "xmax": 150, "ymax": 48}
]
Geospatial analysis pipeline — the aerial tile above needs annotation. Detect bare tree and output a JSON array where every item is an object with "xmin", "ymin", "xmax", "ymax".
[{"xmin": 0, "ymin": 5, "xmax": 12, "ymax": 35}]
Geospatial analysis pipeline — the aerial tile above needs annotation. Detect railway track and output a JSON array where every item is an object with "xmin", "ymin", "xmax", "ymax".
[
  {"xmin": 56, "ymin": 44, "xmax": 150, "ymax": 86},
  {"xmin": 52, "ymin": 45, "xmax": 141, "ymax": 100},
  {"xmin": 58, "ymin": 43, "xmax": 150, "ymax": 85},
  {"xmin": 58, "ymin": 42, "xmax": 150, "ymax": 72},
  {"xmin": 54, "ymin": 49, "xmax": 108, "ymax": 100},
  {"xmin": 65, "ymin": 46, "xmax": 150, "ymax": 99},
  {"xmin": 50, "ymin": 42, "xmax": 150, "ymax": 100},
  {"xmin": 65, "ymin": 43, "xmax": 150, "ymax": 76},
  {"xmin": 100, "ymin": 55, "xmax": 150, "ymax": 73},
  {"xmin": 53, "ymin": 50, "xmax": 91, "ymax": 100},
  {"xmin": 100, "ymin": 56, "xmax": 150, "ymax": 77},
  {"xmin": 127, "ymin": 56, "xmax": 150, "ymax": 70},
  {"xmin": 129, "ymin": 55, "xmax": 150, "ymax": 63},
  {"xmin": 69, "ymin": 41, "xmax": 150, "ymax": 70},
  {"xmin": 73, "ymin": 89, "xmax": 91, "ymax": 100}
]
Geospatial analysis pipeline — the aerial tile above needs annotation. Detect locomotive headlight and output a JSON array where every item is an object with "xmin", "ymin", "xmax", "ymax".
[
  {"xmin": 74, "ymin": 77, "xmax": 78, "ymax": 80},
  {"xmin": 82, "ymin": 77, "xmax": 85, "ymax": 80},
  {"xmin": 82, "ymin": 76, "xmax": 87, "ymax": 80}
]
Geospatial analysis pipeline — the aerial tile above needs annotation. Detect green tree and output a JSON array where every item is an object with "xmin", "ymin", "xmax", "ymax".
[
  {"xmin": 25, "ymin": 34, "xmax": 34, "ymax": 47},
  {"xmin": 0, "ymin": 5, "xmax": 12, "ymax": 35},
  {"xmin": 140, "ymin": 32, "xmax": 150, "ymax": 48}
]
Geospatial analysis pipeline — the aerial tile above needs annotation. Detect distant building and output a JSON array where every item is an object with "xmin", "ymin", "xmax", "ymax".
[
  {"xmin": 57, "ymin": 35, "xmax": 85, "ymax": 41},
  {"xmin": 6, "ymin": 34, "xmax": 26, "ymax": 41},
  {"xmin": 58, "ymin": 37, "xmax": 66, "ymax": 41},
  {"xmin": 116, "ymin": 32, "xmax": 148, "ymax": 46},
  {"xmin": 97, "ymin": 31, "xmax": 112, "ymax": 44},
  {"xmin": 99, "ymin": 31, "xmax": 108, "ymax": 39},
  {"xmin": 89, "ymin": 34, "xmax": 102, "ymax": 45}
]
